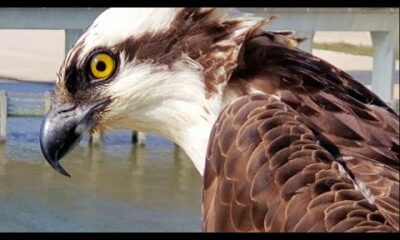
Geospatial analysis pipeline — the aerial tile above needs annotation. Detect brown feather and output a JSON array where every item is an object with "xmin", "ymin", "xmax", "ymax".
[
  {"xmin": 202, "ymin": 94, "xmax": 398, "ymax": 232},
  {"xmin": 198, "ymin": 15, "xmax": 398, "ymax": 232}
]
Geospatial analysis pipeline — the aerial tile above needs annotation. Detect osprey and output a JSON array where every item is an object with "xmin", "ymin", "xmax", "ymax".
[{"xmin": 40, "ymin": 8, "xmax": 399, "ymax": 232}]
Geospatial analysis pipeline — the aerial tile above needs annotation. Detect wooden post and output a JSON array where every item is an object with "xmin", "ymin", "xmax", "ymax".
[
  {"xmin": 295, "ymin": 31, "xmax": 315, "ymax": 53},
  {"xmin": 65, "ymin": 29, "xmax": 82, "ymax": 54},
  {"xmin": 137, "ymin": 132, "xmax": 146, "ymax": 146},
  {"xmin": 89, "ymin": 131, "xmax": 102, "ymax": 145},
  {"xmin": 0, "ymin": 90, "xmax": 7, "ymax": 143},
  {"xmin": 132, "ymin": 131, "xmax": 146, "ymax": 146},
  {"xmin": 132, "ymin": 131, "xmax": 137, "ymax": 144},
  {"xmin": 371, "ymin": 31, "xmax": 396, "ymax": 102}
]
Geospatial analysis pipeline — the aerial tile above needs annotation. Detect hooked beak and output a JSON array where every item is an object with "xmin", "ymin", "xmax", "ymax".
[{"xmin": 39, "ymin": 99, "xmax": 110, "ymax": 177}]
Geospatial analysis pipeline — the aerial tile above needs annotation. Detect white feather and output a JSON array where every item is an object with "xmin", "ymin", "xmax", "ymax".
[
  {"xmin": 62, "ymin": 8, "xmax": 265, "ymax": 175},
  {"xmin": 102, "ymin": 59, "xmax": 219, "ymax": 174}
]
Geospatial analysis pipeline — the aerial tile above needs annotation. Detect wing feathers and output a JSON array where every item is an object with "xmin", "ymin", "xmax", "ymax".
[
  {"xmin": 202, "ymin": 94, "xmax": 398, "ymax": 232},
  {"xmin": 202, "ymin": 29, "xmax": 398, "ymax": 232}
]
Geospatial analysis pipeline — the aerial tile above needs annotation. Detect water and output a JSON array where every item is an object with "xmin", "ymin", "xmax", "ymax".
[
  {"xmin": 0, "ymin": 81, "xmax": 202, "ymax": 232},
  {"xmin": 0, "ymin": 80, "xmax": 54, "ymax": 92}
]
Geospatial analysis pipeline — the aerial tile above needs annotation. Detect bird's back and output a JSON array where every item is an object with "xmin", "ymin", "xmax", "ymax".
[
  {"xmin": 202, "ymin": 30, "xmax": 399, "ymax": 232},
  {"xmin": 202, "ymin": 94, "xmax": 399, "ymax": 232}
]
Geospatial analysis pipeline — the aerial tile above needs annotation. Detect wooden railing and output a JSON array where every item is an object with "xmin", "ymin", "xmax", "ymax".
[
  {"xmin": 1, "ymin": 8, "xmax": 399, "ymax": 143},
  {"xmin": 0, "ymin": 90, "xmax": 146, "ymax": 144}
]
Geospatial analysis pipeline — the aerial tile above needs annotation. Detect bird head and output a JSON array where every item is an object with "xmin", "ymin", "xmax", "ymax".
[{"xmin": 40, "ymin": 8, "xmax": 265, "ymax": 176}]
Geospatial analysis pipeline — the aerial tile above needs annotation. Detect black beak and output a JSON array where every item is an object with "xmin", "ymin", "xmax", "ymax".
[{"xmin": 39, "ymin": 99, "xmax": 110, "ymax": 177}]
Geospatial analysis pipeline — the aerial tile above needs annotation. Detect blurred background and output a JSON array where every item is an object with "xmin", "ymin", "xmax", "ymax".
[{"xmin": 0, "ymin": 8, "xmax": 398, "ymax": 232}]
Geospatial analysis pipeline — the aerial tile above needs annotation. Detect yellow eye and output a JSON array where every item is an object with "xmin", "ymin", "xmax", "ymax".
[{"xmin": 89, "ymin": 53, "xmax": 116, "ymax": 80}]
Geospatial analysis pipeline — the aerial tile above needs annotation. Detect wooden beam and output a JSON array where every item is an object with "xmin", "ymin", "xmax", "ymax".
[
  {"xmin": 0, "ymin": 90, "xmax": 7, "ymax": 143},
  {"xmin": 295, "ymin": 31, "xmax": 315, "ymax": 53},
  {"xmin": 371, "ymin": 31, "xmax": 397, "ymax": 102},
  {"xmin": 132, "ymin": 131, "xmax": 146, "ymax": 146},
  {"xmin": 89, "ymin": 131, "xmax": 102, "ymax": 145},
  {"xmin": 65, "ymin": 29, "xmax": 82, "ymax": 54}
]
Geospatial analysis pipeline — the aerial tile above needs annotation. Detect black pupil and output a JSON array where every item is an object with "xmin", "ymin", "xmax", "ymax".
[{"xmin": 96, "ymin": 61, "xmax": 107, "ymax": 72}]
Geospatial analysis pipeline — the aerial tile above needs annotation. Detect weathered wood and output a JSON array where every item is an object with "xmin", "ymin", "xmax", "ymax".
[
  {"xmin": 371, "ymin": 31, "xmax": 397, "ymax": 102},
  {"xmin": 0, "ymin": 90, "xmax": 7, "ymax": 143},
  {"xmin": 65, "ymin": 29, "xmax": 82, "ymax": 53},
  {"xmin": 295, "ymin": 31, "xmax": 315, "ymax": 53},
  {"xmin": 89, "ymin": 131, "xmax": 102, "ymax": 146},
  {"xmin": 132, "ymin": 131, "xmax": 146, "ymax": 146},
  {"xmin": 137, "ymin": 132, "xmax": 146, "ymax": 146},
  {"xmin": 2, "ymin": 90, "xmax": 148, "ymax": 145}
]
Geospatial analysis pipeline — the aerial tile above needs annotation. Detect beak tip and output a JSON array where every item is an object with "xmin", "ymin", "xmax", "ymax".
[
  {"xmin": 50, "ymin": 160, "xmax": 71, "ymax": 178},
  {"xmin": 40, "ymin": 100, "xmax": 108, "ymax": 178},
  {"xmin": 56, "ymin": 166, "xmax": 71, "ymax": 178}
]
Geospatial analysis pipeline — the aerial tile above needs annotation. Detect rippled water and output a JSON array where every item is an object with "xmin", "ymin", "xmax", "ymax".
[{"xmin": 0, "ymin": 81, "xmax": 202, "ymax": 232}]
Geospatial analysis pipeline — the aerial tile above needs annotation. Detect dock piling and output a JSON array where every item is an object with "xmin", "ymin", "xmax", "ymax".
[
  {"xmin": 0, "ymin": 90, "xmax": 7, "ymax": 143},
  {"xmin": 89, "ymin": 131, "xmax": 102, "ymax": 146},
  {"xmin": 132, "ymin": 131, "xmax": 146, "ymax": 146}
]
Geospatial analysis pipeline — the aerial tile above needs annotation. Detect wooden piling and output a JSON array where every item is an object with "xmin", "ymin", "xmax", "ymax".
[
  {"xmin": 132, "ymin": 131, "xmax": 146, "ymax": 146},
  {"xmin": 137, "ymin": 132, "xmax": 146, "ymax": 146},
  {"xmin": 89, "ymin": 131, "xmax": 102, "ymax": 145},
  {"xmin": 4, "ymin": 89, "xmax": 176, "ymax": 147},
  {"xmin": 0, "ymin": 90, "xmax": 7, "ymax": 143}
]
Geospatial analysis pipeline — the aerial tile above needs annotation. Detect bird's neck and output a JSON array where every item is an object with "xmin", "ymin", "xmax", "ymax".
[
  {"xmin": 166, "ymin": 95, "xmax": 223, "ymax": 176},
  {"xmin": 163, "ymin": 82, "xmax": 253, "ymax": 175},
  {"xmin": 175, "ymin": 120, "xmax": 215, "ymax": 176}
]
